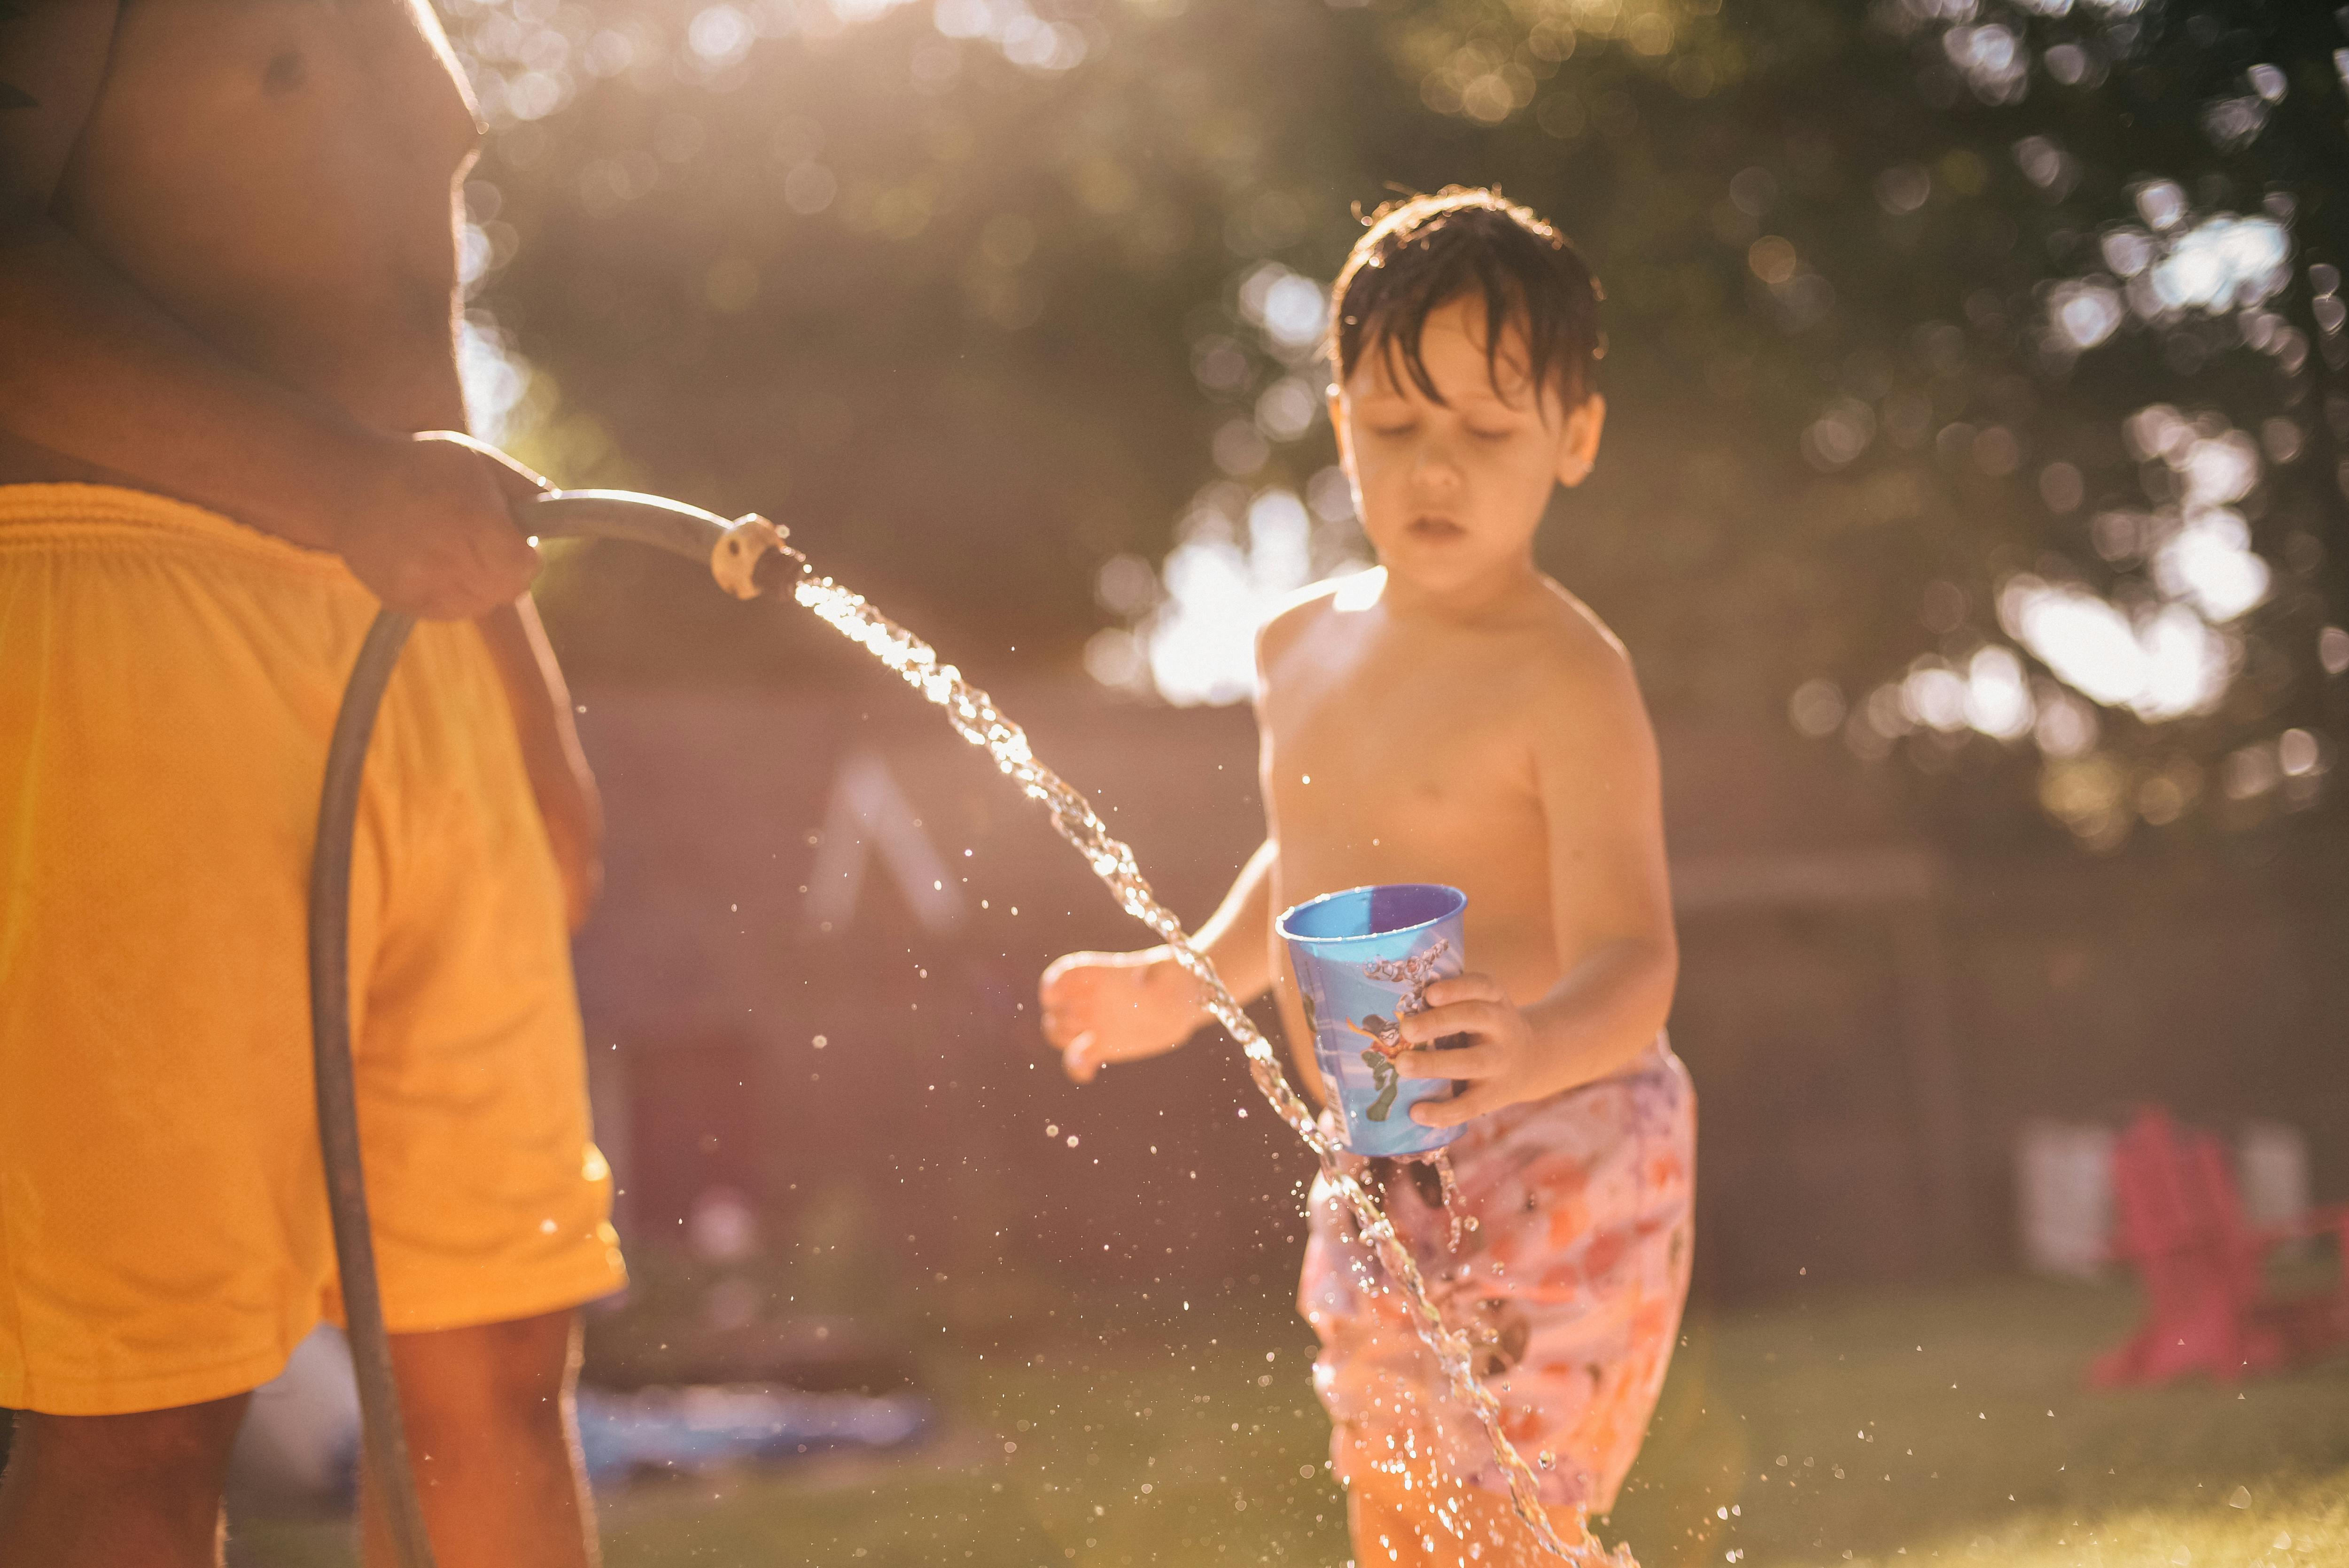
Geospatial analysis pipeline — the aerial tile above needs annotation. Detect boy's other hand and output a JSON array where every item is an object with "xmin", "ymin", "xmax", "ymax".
[
  {"xmin": 1392, "ymin": 973, "xmax": 1541, "ymax": 1128},
  {"xmin": 335, "ymin": 431, "xmax": 544, "ymax": 620},
  {"xmin": 1038, "ymin": 947, "xmax": 1202, "ymax": 1083}
]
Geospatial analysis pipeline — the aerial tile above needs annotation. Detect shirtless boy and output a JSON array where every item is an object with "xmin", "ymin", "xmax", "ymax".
[
  {"xmin": 1041, "ymin": 190, "xmax": 1696, "ymax": 1566},
  {"xmin": 0, "ymin": 6, "xmax": 622, "ymax": 1565}
]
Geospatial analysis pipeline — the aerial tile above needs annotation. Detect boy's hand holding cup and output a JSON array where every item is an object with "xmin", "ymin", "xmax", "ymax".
[{"xmin": 1390, "ymin": 972, "xmax": 1538, "ymax": 1131}]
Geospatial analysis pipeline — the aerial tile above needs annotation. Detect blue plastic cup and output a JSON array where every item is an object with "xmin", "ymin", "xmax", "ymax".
[{"xmin": 1276, "ymin": 883, "xmax": 1469, "ymax": 1157}]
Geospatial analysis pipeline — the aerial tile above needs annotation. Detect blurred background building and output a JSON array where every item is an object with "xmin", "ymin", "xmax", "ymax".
[{"xmin": 571, "ymin": 667, "xmax": 2349, "ymax": 1304}]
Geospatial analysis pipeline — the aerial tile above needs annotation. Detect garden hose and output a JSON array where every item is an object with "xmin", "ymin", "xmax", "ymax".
[{"xmin": 307, "ymin": 490, "xmax": 792, "ymax": 1568}]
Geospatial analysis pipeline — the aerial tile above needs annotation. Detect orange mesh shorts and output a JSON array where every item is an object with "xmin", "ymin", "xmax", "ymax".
[
  {"xmin": 0, "ymin": 483, "xmax": 624, "ymax": 1416},
  {"xmin": 1299, "ymin": 1037, "xmax": 1695, "ymax": 1515}
]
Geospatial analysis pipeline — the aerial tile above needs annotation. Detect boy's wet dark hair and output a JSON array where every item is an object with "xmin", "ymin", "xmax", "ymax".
[{"xmin": 1329, "ymin": 187, "xmax": 1603, "ymax": 414}]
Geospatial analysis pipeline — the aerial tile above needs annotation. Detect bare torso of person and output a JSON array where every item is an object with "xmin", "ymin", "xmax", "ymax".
[
  {"xmin": 0, "ymin": 0, "xmax": 478, "ymax": 487},
  {"xmin": 1258, "ymin": 570, "xmax": 1581, "ymax": 1099}
]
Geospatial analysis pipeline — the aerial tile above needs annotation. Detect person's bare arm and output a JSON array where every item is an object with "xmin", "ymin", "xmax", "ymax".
[
  {"xmin": 1185, "ymin": 835, "xmax": 1278, "ymax": 998},
  {"xmin": 1398, "ymin": 633, "xmax": 1678, "ymax": 1124},
  {"xmin": 0, "ymin": 4, "xmax": 535, "ymax": 619},
  {"xmin": 475, "ymin": 589, "xmax": 602, "ymax": 929},
  {"xmin": 1038, "ymin": 607, "xmax": 1305, "ymax": 1082},
  {"xmin": 1038, "ymin": 838, "xmax": 1276, "ymax": 1082}
]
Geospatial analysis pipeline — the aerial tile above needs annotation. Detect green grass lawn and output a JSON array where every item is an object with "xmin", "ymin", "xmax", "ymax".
[{"xmin": 229, "ymin": 1274, "xmax": 2349, "ymax": 1568}]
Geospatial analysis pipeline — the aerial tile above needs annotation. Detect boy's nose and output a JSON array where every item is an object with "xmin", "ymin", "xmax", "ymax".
[{"xmin": 1409, "ymin": 439, "xmax": 1463, "ymax": 491}]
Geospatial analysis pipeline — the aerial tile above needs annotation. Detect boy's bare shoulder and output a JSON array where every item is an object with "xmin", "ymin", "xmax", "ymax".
[
  {"xmin": 1513, "ymin": 577, "xmax": 1636, "ymax": 691},
  {"xmin": 1253, "ymin": 572, "xmax": 1357, "ymax": 663},
  {"xmin": 1501, "ymin": 579, "xmax": 1655, "ymax": 757}
]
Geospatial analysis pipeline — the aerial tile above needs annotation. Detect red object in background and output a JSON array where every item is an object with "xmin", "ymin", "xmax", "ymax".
[{"xmin": 2091, "ymin": 1106, "xmax": 2349, "ymax": 1388}]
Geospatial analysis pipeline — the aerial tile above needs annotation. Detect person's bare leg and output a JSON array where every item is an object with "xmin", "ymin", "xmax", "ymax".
[
  {"xmin": 0, "ymin": 1394, "xmax": 249, "ymax": 1568},
  {"xmin": 360, "ymin": 1308, "xmax": 597, "ymax": 1568},
  {"xmin": 1346, "ymin": 1436, "xmax": 1582, "ymax": 1568}
]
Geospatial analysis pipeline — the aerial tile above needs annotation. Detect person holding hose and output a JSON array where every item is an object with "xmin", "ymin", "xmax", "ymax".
[{"xmin": 0, "ymin": 5, "xmax": 625, "ymax": 1565}]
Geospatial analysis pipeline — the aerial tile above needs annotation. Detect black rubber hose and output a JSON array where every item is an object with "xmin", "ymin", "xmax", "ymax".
[
  {"xmin": 308, "ymin": 606, "xmax": 428, "ymax": 1565},
  {"xmin": 308, "ymin": 489, "xmax": 756, "ymax": 1568}
]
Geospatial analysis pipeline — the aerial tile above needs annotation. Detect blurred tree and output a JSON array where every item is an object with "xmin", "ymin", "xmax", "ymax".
[
  {"xmin": 450, "ymin": 0, "xmax": 1348, "ymax": 683},
  {"xmin": 441, "ymin": 0, "xmax": 2349, "ymax": 847},
  {"xmin": 1307, "ymin": 0, "xmax": 2349, "ymax": 849}
]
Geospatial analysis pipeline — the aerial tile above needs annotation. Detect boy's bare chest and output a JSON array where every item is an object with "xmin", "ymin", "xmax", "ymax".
[{"xmin": 1260, "ymin": 630, "xmax": 1543, "ymax": 869}]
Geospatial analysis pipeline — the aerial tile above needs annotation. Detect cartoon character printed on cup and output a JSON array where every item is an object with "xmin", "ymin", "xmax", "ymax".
[
  {"xmin": 1346, "ymin": 1012, "xmax": 1407, "ymax": 1122},
  {"xmin": 1345, "ymin": 936, "xmax": 1454, "ymax": 1124}
]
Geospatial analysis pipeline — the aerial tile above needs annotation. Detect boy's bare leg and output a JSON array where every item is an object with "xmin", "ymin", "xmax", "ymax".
[
  {"xmin": 0, "ymin": 1395, "xmax": 249, "ymax": 1568},
  {"xmin": 363, "ymin": 1308, "xmax": 598, "ymax": 1568},
  {"xmin": 1347, "ymin": 1439, "xmax": 1578, "ymax": 1568}
]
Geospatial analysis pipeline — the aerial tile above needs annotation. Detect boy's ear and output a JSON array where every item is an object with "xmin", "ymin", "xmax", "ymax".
[{"xmin": 1555, "ymin": 392, "xmax": 1606, "ymax": 488}]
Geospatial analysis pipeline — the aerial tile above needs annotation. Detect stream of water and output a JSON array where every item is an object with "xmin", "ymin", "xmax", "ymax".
[{"xmin": 783, "ymin": 559, "xmax": 1633, "ymax": 1566}]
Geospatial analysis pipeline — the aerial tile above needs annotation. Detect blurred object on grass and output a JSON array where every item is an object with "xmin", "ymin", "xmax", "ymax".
[
  {"xmin": 2240, "ymin": 1118, "xmax": 2317, "ymax": 1262},
  {"xmin": 576, "ymin": 1383, "xmax": 931, "ymax": 1491},
  {"xmin": 2091, "ymin": 1105, "xmax": 2349, "ymax": 1389},
  {"xmin": 2015, "ymin": 1118, "xmax": 2116, "ymax": 1281},
  {"xmin": 226, "ymin": 1328, "xmax": 362, "ymax": 1515}
]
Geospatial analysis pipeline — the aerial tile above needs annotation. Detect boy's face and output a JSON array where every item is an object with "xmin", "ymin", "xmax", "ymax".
[{"xmin": 1331, "ymin": 292, "xmax": 1604, "ymax": 599}]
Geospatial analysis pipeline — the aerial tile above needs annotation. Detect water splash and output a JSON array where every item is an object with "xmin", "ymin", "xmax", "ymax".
[
  {"xmin": 787, "ymin": 563, "xmax": 1634, "ymax": 1567},
  {"xmin": 1433, "ymin": 1150, "xmax": 1476, "ymax": 1253}
]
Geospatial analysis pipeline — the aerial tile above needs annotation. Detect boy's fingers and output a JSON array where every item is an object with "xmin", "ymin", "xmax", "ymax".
[
  {"xmin": 1393, "ymin": 1042, "xmax": 1502, "ymax": 1079},
  {"xmin": 1064, "ymin": 1034, "xmax": 1099, "ymax": 1083},
  {"xmin": 1411, "ymin": 1082, "xmax": 1501, "ymax": 1129},
  {"xmin": 1399, "ymin": 999, "xmax": 1509, "ymax": 1044},
  {"xmin": 1422, "ymin": 973, "xmax": 1504, "ymax": 1008}
]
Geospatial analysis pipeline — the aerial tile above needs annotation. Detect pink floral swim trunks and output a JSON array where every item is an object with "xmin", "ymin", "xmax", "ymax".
[{"xmin": 1298, "ymin": 1035, "xmax": 1696, "ymax": 1514}]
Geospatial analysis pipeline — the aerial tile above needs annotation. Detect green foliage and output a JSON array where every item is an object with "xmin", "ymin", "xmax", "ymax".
[
  {"xmin": 443, "ymin": 0, "xmax": 2349, "ymax": 845},
  {"xmin": 1352, "ymin": 0, "xmax": 2349, "ymax": 846}
]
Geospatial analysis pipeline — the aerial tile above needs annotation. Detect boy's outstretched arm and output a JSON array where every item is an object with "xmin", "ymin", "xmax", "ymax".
[
  {"xmin": 1038, "ymin": 838, "xmax": 1277, "ymax": 1082},
  {"xmin": 1397, "ymin": 638, "xmax": 1678, "ymax": 1126}
]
